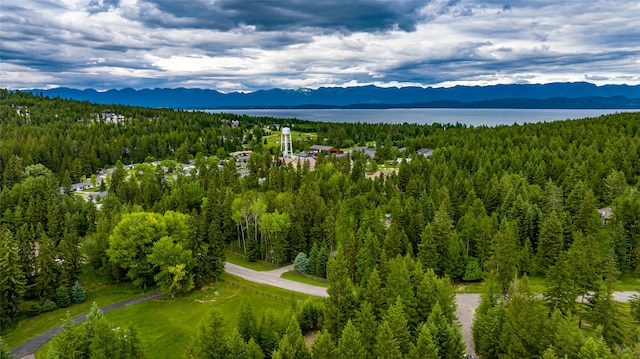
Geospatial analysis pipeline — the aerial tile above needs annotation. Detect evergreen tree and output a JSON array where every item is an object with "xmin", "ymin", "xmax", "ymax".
[
  {"xmin": 245, "ymin": 338, "xmax": 265, "ymax": 359},
  {"xmin": 500, "ymin": 276, "xmax": 550, "ymax": 358},
  {"xmin": 536, "ymin": 211, "xmax": 565, "ymax": 272},
  {"xmin": 486, "ymin": 218, "xmax": 519, "ymax": 292},
  {"xmin": 324, "ymin": 254, "xmax": 356, "ymax": 338},
  {"xmin": 384, "ymin": 298, "xmax": 411, "ymax": 354},
  {"xmin": 407, "ymin": 323, "xmax": 439, "ymax": 359},
  {"xmin": 293, "ymin": 252, "xmax": 309, "ymax": 274},
  {"xmin": 354, "ymin": 301, "xmax": 377, "ymax": 357},
  {"xmin": 188, "ymin": 309, "xmax": 228, "ymax": 359},
  {"xmin": 238, "ymin": 302, "xmax": 258, "ymax": 342},
  {"xmin": 384, "ymin": 255, "xmax": 417, "ymax": 328},
  {"xmin": 374, "ymin": 320, "xmax": 402, "ymax": 359},
  {"xmin": 335, "ymin": 320, "xmax": 366, "ymax": 359},
  {"xmin": 311, "ymin": 331, "xmax": 335, "ymax": 359},
  {"xmin": 71, "ymin": 281, "xmax": 85, "ymax": 304},
  {"xmin": 0, "ymin": 227, "xmax": 26, "ymax": 322},
  {"xmin": 55, "ymin": 285, "xmax": 71, "ymax": 308},
  {"xmin": 0, "ymin": 336, "xmax": 13, "ymax": 359},
  {"xmin": 227, "ymin": 329, "xmax": 247, "ymax": 359},
  {"xmin": 361, "ymin": 268, "xmax": 385, "ymax": 320},
  {"xmin": 578, "ymin": 336, "xmax": 613, "ymax": 359},
  {"xmin": 427, "ymin": 303, "xmax": 465, "ymax": 359}
]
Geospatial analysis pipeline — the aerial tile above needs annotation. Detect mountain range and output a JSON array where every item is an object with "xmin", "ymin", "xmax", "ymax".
[{"xmin": 27, "ymin": 82, "xmax": 640, "ymax": 109}]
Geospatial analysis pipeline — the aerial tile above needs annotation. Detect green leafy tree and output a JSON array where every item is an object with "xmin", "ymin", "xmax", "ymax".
[
  {"xmin": 55, "ymin": 285, "xmax": 71, "ymax": 308},
  {"xmin": 462, "ymin": 256, "xmax": 483, "ymax": 281}
]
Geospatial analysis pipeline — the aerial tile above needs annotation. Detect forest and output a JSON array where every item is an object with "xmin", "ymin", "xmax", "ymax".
[{"xmin": 1, "ymin": 89, "xmax": 640, "ymax": 358}]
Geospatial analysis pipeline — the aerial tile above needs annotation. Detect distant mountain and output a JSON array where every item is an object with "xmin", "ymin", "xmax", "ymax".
[{"xmin": 26, "ymin": 82, "xmax": 640, "ymax": 109}]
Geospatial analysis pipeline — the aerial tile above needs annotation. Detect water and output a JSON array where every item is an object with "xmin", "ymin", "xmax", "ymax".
[{"xmin": 207, "ymin": 108, "xmax": 634, "ymax": 126}]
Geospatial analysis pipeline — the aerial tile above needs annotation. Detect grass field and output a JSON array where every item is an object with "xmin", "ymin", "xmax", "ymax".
[
  {"xmin": 263, "ymin": 130, "xmax": 317, "ymax": 149},
  {"xmin": 33, "ymin": 273, "xmax": 314, "ymax": 359},
  {"xmin": 225, "ymin": 250, "xmax": 281, "ymax": 271},
  {"xmin": 281, "ymin": 270, "xmax": 330, "ymax": 288}
]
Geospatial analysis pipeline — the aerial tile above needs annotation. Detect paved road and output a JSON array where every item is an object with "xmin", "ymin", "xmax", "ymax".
[
  {"xmin": 225, "ymin": 262, "xmax": 328, "ymax": 297},
  {"xmin": 10, "ymin": 291, "xmax": 163, "ymax": 359}
]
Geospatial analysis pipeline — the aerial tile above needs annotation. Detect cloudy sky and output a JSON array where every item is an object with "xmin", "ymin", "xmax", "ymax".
[{"xmin": 1, "ymin": 0, "xmax": 639, "ymax": 92}]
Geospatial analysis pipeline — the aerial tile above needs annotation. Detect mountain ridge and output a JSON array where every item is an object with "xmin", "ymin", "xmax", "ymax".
[{"xmin": 24, "ymin": 82, "xmax": 640, "ymax": 109}]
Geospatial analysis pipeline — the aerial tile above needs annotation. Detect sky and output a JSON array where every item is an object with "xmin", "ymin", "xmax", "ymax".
[{"xmin": 1, "ymin": 0, "xmax": 639, "ymax": 92}]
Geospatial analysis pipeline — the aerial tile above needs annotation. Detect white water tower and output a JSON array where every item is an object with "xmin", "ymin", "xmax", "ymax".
[{"xmin": 281, "ymin": 127, "xmax": 293, "ymax": 158}]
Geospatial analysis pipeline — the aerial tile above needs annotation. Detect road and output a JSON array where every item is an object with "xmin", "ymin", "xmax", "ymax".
[{"xmin": 10, "ymin": 291, "xmax": 163, "ymax": 359}]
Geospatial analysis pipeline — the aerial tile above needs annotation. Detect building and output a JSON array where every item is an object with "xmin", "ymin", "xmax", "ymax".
[
  {"xmin": 309, "ymin": 145, "xmax": 343, "ymax": 155},
  {"xmin": 416, "ymin": 148, "xmax": 433, "ymax": 158}
]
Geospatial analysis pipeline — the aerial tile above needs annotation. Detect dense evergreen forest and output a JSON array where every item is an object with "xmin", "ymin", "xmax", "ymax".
[{"xmin": 1, "ymin": 89, "xmax": 640, "ymax": 358}]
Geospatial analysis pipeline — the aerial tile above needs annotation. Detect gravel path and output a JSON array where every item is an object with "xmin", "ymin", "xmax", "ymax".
[{"xmin": 10, "ymin": 291, "xmax": 162, "ymax": 359}]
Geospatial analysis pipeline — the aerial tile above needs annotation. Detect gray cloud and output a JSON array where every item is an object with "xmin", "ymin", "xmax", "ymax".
[
  {"xmin": 1, "ymin": 0, "xmax": 639, "ymax": 91},
  {"xmin": 132, "ymin": 0, "xmax": 431, "ymax": 33}
]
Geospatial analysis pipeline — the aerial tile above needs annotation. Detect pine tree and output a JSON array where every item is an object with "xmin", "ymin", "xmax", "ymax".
[
  {"xmin": 428, "ymin": 303, "xmax": 465, "ymax": 359},
  {"xmin": 245, "ymin": 338, "xmax": 265, "ymax": 359},
  {"xmin": 374, "ymin": 320, "xmax": 402, "ymax": 359},
  {"xmin": 227, "ymin": 329, "xmax": 247, "ymax": 359},
  {"xmin": 536, "ymin": 211, "xmax": 565, "ymax": 272},
  {"xmin": 407, "ymin": 323, "xmax": 439, "ymax": 359},
  {"xmin": 486, "ymin": 218, "xmax": 519, "ymax": 292},
  {"xmin": 361, "ymin": 268, "xmax": 385, "ymax": 320},
  {"xmin": 71, "ymin": 281, "xmax": 85, "ymax": 304},
  {"xmin": 189, "ymin": 309, "xmax": 228, "ymax": 359},
  {"xmin": 499, "ymin": 276, "xmax": 550, "ymax": 358},
  {"xmin": 238, "ymin": 302, "xmax": 258, "ymax": 342},
  {"xmin": 384, "ymin": 298, "xmax": 411, "ymax": 354},
  {"xmin": 336, "ymin": 320, "xmax": 366, "ymax": 359},
  {"xmin": 0, "ymin": 227, "xmax": 26, "ymax": 321},
  {"xmin": 354, "ymin": 301, "xmax": 377, "ymax": 357},
  {"xmin": 311, "ymin": 331, "xmax": 335, "ymax": 359},
  {"xmin": 384, "ymin": 255, "xmax": 417, "ymax": 328},
  {"xmin": 578, "ymin": 336, "xmax": 613, "ymax": 359},
  {"xmin": 324, "ymin": 254, "xmax": 356, "ymax": 338}
]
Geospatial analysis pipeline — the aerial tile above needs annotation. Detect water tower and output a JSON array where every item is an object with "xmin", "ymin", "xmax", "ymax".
[{"xmin": 280, "ymin": 127, "xmax": 293, "ymax": 158}]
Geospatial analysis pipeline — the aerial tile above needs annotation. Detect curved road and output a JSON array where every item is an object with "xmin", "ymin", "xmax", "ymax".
[{"xmin": 10, "ymin": 291, "xmax": 163, "ymax": 359}]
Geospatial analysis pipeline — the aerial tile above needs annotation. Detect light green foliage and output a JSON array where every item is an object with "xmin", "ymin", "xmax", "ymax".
[
  {"xmin": 407, "ymin": 323, "xmax": 439, "ymax": 359},
  {"xmin": 578, "ymin": 336, "xmax": 613, "ymax": 359},
  {"xmin": 188, "ymin": 309, "xmax": 228, "ymax": 359},
  {"xmin": 462, "ymin": 256, "xmax": 483, "ymax": 281},
  {"xmin": 0, "ymin": 336, "xmax": 12, "ymax": 359}
]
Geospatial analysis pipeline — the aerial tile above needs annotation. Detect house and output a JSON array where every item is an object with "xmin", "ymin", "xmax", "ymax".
[
  {"xmin": 71, "ymin": 182, "xmax": 93, "ymax": 192},
  {"xmin": 309, "ymin": 145, "xmax": 343, "ymax": 155},
  {"xmin": 599, "ymin": 207, "xmax": 613, "ymax": 225},
  {"xmin": 416, "ymin": 148, "xmax": 433, "ymax": 159},
  {"xmin": 280, "ymin": 157, "xmax": 317, "ymax": 169},
  {"xmin": 351, "ymin": 146, "xmax": 376, "ymax": 159}
]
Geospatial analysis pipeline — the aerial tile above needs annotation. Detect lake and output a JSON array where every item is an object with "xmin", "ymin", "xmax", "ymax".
[{"xmin": 207, "ymin": 108, "xmax": 634, "ymax": 126}]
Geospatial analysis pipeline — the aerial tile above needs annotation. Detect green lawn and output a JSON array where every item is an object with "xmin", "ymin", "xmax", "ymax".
[
  {"xmin": 36, "ymin": 273, "xmax": 313, "ymax": 359},
  {"xmin": 225, "ymin": 250, "xmax": 281, "ymax": 271},
  {"xmin": 281, "ymin": 270, "xmax": 329, "ymax": 288},
  {"xmin": 263, "ymin": 130, "xmax": 317, "ymax": 148}
]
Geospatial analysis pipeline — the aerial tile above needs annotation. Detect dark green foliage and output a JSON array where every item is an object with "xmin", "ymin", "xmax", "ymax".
[
  {"xmin": 374, "ymin": 320, "xmax": 402, "ymax": 359},
  {"xmin": 324, "ymin": 254, "xmax": 356, "ymax": 338},
  {"xmin": 0, "ymin": 227, "xmax": 26, "ymax": 322},
  {"xmin": 310, "ymin": 331, "xmax": 335, "ymax": 359},
  {"xmin": 55, "ymin": 285, "xmax": 71, "ymax": 308},
  {"xmin": 238, "ymin": 302, "xmax": 258, "ymax": 342},
  {"xmin": 40, "ymin": 300, "xmax": 57, "ymax": 312},
  {"xmin": 462, "ymin": 256, "xmax": 483, "ymax": 281},
  {"xmin": 335, "ymin": 320, "xmax": 366, "ymax": 359}
]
